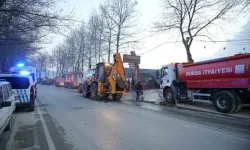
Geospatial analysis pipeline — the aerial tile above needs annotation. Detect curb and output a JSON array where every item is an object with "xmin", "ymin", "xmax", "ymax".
[{"xmin": 124, "ymin": 99, "xmax": 250, "ymax": 120}]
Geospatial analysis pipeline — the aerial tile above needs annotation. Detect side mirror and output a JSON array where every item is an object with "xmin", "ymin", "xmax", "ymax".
[{"xmin": 1, "ymin": 101, "xmax": 11, "ymax": 107}]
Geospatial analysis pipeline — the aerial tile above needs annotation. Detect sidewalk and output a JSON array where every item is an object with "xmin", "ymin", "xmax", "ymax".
[
  {"xmin": 122, "ymin": 89, "xmax": 250, "ymax": 119},
  {"xmin": 122, "ymin": 89, "xmax": 165, "ymax": 104}
]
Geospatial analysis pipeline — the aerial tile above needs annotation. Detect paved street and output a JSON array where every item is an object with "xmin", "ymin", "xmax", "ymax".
[{"xmin": 1, "ymin": 85, "xmax": 250, "ymax": 150}]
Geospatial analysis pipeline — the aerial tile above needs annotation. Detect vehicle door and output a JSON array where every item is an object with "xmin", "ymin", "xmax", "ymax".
[
  {"xmin": 161, "ymin": 66, "xmax": 170, "ymax": 87},
  {"xmin": 10, "ymin": 77, "xmax": 31, "ymax": 103},
  {"xmin": 0, "ymin": 85, "xmax": 5, "ymax": 130},
  {"xmin": 0, "ymin": 84, "xmax": 10, "ymax": 132},
  {"xmin": 6, "ymin": 83, "xmax": 15, "ymax": 117}
]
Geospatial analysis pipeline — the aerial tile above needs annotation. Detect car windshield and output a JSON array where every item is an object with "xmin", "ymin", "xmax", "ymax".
[{"xmin": 0, "ymin": 77, "xmax": 30, "ymax": 89}]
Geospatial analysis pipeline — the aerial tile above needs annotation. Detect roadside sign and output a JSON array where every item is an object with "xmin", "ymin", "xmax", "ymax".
[{"xmin": 123, "ymin": 54, "xmax": 140, "ymax": 63}]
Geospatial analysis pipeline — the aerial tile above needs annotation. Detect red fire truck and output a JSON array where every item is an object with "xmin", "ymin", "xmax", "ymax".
[
  {"xmin": 55, "ymin": 76, "xmax": 65, "ymax": 87},
  {"xmin": 65, "ymin": 72, "xmax": 83, "ymax": 89},
  {"xmin": 159, "ymin": 53, "xmax": 250, "ymax": 113}
]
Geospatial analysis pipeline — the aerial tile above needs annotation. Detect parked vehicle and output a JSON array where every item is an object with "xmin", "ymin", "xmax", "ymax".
[
  {"xmin": 0, "ymin": 74, "xmax": 35, "ymax": 111},
  {"xmin": 10, "ymin": 65, "xmax": 38, "ymax": 98},
  {"xmin": 0, "ymin": 81, "xmax": 16, "ymax": 136},
  {"xmin": 81, "ymin": 53, "xmax": 128, "ymax": 100},
  {"xmin": 78, "ymin": 69, "xmax": 95, "ymax": 93},
  {"xmin": 65, "ymin": 72, "xmax": 83, "ymax": 89},
  {"xmin": 159, "ymin": 53, "xmax": 250, "ymax": 113},
  {"xmin": 44, "ymin": 78, "xmax": 54, "ymax": 85},
  {"xmin": 55, "ymin": 76, "xmax": 65, "ymax": 87}
]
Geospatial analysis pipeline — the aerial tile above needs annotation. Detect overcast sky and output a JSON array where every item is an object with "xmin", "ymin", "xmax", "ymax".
[{"xmin": 45, "ymin": 0, "xmax": 250, "ymax": 69}]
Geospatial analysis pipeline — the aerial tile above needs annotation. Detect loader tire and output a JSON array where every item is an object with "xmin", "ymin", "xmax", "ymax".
[
  {"xmin": 102, "ymin": 94, "xmax": 110, "ymax": 100},
  {"xmin": 82, "ymin": 84, "xmax": 90, "ymax": 98},
  {"xmin": 112, "ymin": 93, "xmax": 122, "ymax": 101},
  {"xmin": 213, "ymin": 91, "xmax": 236, "ymax": 113},
  {"xmin": 90, "ymin": 83, "xmax": 98, "ymax": 100}
]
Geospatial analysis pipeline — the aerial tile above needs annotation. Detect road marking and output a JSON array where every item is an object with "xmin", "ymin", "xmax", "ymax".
[
  {"xmin": 5, "ymin": 114, "xmax": 17, "ymax": 150},
  {"xmin": 36, "ymin": 102, "xmax": 56, "ymax": 150}
]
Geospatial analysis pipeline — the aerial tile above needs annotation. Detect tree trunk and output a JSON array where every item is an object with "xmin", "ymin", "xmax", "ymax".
[
  {"xmin": 94, "ymin": 29, "xmax": 97, "ymax": 64},
  {"xmin": 108, "ymin": 28, "xmax": 112, "ymax": 63},
  {"xmin": 116, "ymin": 26, "xmax": 121, "ymax": 53},
  {"xmin": 98, "ymin": 29, "xmax": 102, "ymax": 63},
  {"xmin": 81, "ymin": 57, "xmax": 84, "ymax": 72},
  {"xmin": 88, "ymin": 58, "xmax": 91, "ymax": 69},
  {"xmin": 185, "ymin": 45, "xmax": 194, "ymax": 63}
]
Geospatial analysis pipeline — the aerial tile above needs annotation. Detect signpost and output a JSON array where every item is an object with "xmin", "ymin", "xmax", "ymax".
[
  {"xmin": 123, "ymin": 54, "xmax": 141, "ymax": 64},
  {"xmin": 123, "ymin": 51, "xmax": 141, "ymax": 82}
]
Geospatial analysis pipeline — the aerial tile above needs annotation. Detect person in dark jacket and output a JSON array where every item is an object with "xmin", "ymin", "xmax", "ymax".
[
  {"xmin": 131, "ymin": 78, "xmax": 135, "ymax": 91},
  {"xmin": 134, "ymin": 80, "xmax": 143, "ymax": 101}
]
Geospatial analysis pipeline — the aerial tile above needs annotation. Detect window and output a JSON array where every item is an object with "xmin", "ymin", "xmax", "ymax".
[
  {"xmin": 3, "ymin": 85, "xmax": 9, "ymax": 100},
  {"xmin": 0, "ymin": 86, "xmax": 3, "ymax": 102},
  {"xmin": 0, "ymin": 77, "xmax": 30, "ymax": 89},
  {"xmin": 7, "ymin": 83, "xmax": 12, "ymax": 96},
  {"xmin": 30, "ymin": 73, "xmax": 35, "ymax": 82},
  {"xmin": 161, "ymin": 67, "xmax": 168, "ymax": 78}
]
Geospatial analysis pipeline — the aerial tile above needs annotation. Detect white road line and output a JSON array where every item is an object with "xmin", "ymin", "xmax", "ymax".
[
  {"xmin": 5, "ymin": 114, "xmax": 18, "ymax": 150},
  {"xmin": 36, "ymin": 102, "xmax": 56, "ymax": 150}
]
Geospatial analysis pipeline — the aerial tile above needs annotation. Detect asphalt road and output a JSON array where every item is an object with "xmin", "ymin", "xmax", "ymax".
[{"xmin": 1, "ymin": 85, "xmax": 250, "ymax": 150}]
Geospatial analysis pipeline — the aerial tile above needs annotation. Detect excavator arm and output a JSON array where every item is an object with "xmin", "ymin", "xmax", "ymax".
[{"xmin": 107, "ymin": 53, "xmax": 128, "ymax": 93}]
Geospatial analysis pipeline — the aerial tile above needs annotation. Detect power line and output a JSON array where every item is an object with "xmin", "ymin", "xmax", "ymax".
[
  {"xmin": 136, "ymin": 39, "xmax": 250, "ymax": 56},
  {"xmin": 139, "ymin": 41, "xmax": 182, "ymax": 55},
  {"xmin": 117, "ymin": 37, "xmax": 250, "ymax": 57},
  {"xmin": 197, "ymin": 39, "xmax": 250, "ymax": 43}
]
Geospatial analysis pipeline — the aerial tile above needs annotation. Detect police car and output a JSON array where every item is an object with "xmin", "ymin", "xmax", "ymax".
[{"xmin": 0, "ymin": 73, "xmax": 35, "ymax": 111}]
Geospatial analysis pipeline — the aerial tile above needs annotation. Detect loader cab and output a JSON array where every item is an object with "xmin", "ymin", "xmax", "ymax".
[
  {"xmin": 160, "ymin": 64, "xmax": 177, "ymax": 88},
  {"xmin": 95, "ymin": 63, "xmax": 112, "ymax": 81}
]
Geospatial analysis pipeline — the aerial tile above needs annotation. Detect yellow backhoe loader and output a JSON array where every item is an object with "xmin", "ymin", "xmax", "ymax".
[{"xmin": 82, "ymin": 53, "xmax": 128, "ymax": 100}]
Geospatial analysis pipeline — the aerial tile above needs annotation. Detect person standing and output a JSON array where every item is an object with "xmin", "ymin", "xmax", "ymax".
[
  {"xmin": 134, "ymin": 80, "xmax": 143, "ymax": 101},
  {"xmin": 127, "ymin": 79, "xmax": 131, "ymax": 91},
  {"xmin": 131, "ymin": 78, "xmax": 135, "ymax": 91}
]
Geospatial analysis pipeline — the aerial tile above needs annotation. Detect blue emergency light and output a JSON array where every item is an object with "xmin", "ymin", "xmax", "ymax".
[
  {"xmin": 20, "ymin": 70, "xmax": 30, "ymax": 75},
  {"xmin": 16, "ymin": 63, "xmax": 24, "ymax": 67}
]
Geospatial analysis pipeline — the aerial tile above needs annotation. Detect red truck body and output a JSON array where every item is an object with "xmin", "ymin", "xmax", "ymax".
[
  {"xmin": 55, "ymin": 76, "xmax": 65, "ymax": 86},
  {"xmin": 65, "ymin": 72, "xmax": 83, "ymax": 88},
  {"xmin": 178, "ymin": 53, "xmax": 250, "ymax": 89}
]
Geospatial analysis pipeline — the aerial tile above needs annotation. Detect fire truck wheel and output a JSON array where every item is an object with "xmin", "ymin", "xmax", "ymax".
[
  {"xmin": 82, "ymin": 84, "xmax": 90, "ymax": 98},
  {"xmin": 112, "ymin": 94, "xmax": 122, "ymax": 101},
  {"xmin": 213, "ymin": 91, "xmax": 236, "ymax": 113},
  {"xmin": 164, "ymin": 88, "xmax": 175, "ymax": 104},
  {"xmin": 231, "ymin": 92, "xmax": 242, "ymax": 113},
  {"xmin": 90, "ymin": 83, "xmax": 98, "ymax": 100}
]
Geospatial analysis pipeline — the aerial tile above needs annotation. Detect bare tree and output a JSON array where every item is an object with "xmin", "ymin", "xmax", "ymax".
[
  {"xmin": 241, "ymin": 0, "xmax": 250, "ymax": 11},
  {"xmin": 77, "ymin": 23, "xmax": 88, "ymax": 72},
  {"xmin": 0, "ymin": 0, "xmax": 73, "ymax": 70},
  {"xmin": 50, "ymin": 0, "xmax": 139, "ymax": 75},
  {"xmin": 100, "ymin": 0, "xmax": 138, "ymax": 53},
  {"xmin": 100, "ymin": 3, "xmax": 116, "ymax": 62},
  {"xmin": 154, "ymin": 0, "xmax": 238, "ymax": 62}
]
